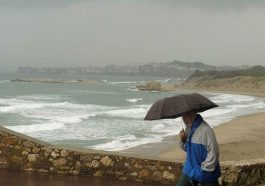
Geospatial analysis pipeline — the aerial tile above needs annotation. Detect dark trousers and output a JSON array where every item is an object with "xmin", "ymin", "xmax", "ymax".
[{"xmin": 177, "ymin": 174, "xmax": 219, "ymax": 186}]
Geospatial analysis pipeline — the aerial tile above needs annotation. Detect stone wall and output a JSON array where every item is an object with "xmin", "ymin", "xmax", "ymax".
[
  {"xmin": 0, "ymin": 126, "xmax": 265, "ymax": 185},
  {"xmin": 221, "ymin": 160, "xmax": 265, "ymax": 186}
]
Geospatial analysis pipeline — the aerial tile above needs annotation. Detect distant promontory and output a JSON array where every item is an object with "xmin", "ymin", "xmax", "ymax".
[{"xmin": 16, "ymin": 60, "xmax": 248, "ymax": 78}]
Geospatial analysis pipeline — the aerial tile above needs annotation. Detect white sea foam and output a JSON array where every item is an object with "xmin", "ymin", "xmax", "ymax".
[
  {"xmin": 28, "ymin": 123, "xmax": 111, "ymax": 141},
  {"xmin": 156, "ymin": 79, "xmax": 171, "ymax": 83},
  {"xmin": 126, "ymin": 98, "xmax": 143, "ymax": 103},
  {"xmin": 103, "ymin": 107, "xmax": 147, "ymax": 118},
  {"xmin": 6, "ymin": 122, "xmax": 65, "ymax": 133},
  {"xmin": 228, "ymin": 102, "xmax": 265, "ymax": 109},
  {"xmin": 127, "ymin": 87, "xmax": 141, "ymax": 92},
  {"xmin": 20, "ymin": 103, "xmax": 107, "ymax": 124},
  {"xmin": 211, "ymin": 93, "xmax": 255, "ymax": 104},
  {"xmin": 108, "ymin": 81, "xmax": 137, "ymax": 85},
  {"xmin": 0, "ymin": 80, "xmax": 10, "ymax": 83},
  {"xmin": 0, "ymin": 97, "xmax": 111, "ymax": 127},
  {"xmin": 89, "ymin": 135, "xmax": 162, "ymax": 151},
  {"xmin": 149, "ymin": 119, "xmax": 183, "ymax": 135},
  {"xmin": 17, "ymin": 95, "xmax": 62, "ymax": 101},
  {"xmin": 201, "ymin": 108, "xmax": 236, "ymax": 117},
  {"xmin": 151, "ymin": 123, "xmax": 179, "ymax": 134},
  {"xmin": 0, "ymin": 101, "xmax": 50, "ymax": 113}
]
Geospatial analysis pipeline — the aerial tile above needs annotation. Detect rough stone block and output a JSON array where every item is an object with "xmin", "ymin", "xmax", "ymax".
[
  {"xmin": 23, "ymin": 141, "xmax": 34, "ymax": 148},
  {"xmin": 100, "ymin": 156, "xmax": 114, "ymax": 167},
  {"xmin": 4, "ymin": 137, "xmax": 17, "ymax": 145},
  {"xmin": 60, "ymin": 150, "xmax": 68, "ymax": 158},
  {"xmin": 28, "ymin": 154, "xmax": 37, "ymax": 162}
]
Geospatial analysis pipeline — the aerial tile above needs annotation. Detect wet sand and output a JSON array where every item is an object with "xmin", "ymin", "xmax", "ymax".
[{"xmin": 0, "ymin": 169, "xmax": 159, "ymax": 186}]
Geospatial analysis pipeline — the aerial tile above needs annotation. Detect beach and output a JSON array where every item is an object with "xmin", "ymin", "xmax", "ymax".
[{"xmin": 122, "ymin": 111, "xmax": 265, "ymax": 162}]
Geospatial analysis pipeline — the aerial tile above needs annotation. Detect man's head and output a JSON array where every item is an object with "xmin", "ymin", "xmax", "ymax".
[{"xmin": 181, "ymin": 111, "xmax": 197, "ymax": 127}]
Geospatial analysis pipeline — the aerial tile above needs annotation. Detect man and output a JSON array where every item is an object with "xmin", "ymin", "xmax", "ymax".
[{"xmin": 177, "ymin": 111, "xmax": 221, "ymax": 186}]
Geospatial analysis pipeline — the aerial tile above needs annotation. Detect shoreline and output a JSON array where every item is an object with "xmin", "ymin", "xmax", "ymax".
[
  {"xmin": 121, "ymin": 90, "xmax": 265, "ymax": 162},
  {"xmin": 174, "ymin": 87, "xmax": 265, "ymax": 99}
]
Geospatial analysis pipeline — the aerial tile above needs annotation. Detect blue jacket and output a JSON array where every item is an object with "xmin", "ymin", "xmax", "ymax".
[{"xmin": 179, "ymin": 114, "xmax": 221, "ymax": 183}]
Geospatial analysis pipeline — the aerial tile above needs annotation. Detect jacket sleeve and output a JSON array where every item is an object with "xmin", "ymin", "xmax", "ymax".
[{"xmin": 201, "ymin": 127, "xmax": 219, "ymax": 172}]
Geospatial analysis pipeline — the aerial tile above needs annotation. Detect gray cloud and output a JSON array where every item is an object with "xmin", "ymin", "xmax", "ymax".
[
  {"xmin": 164, "ymin": 0, "xmax": 265, "ymax": 10},
  {"xmin": 1, "ymin": 0, "xmax": 265, "ymax": 10},
  {"xmin": 0, "ymin": 0, "xmax": 265, "ymax": 71},
  {"xmin": 0, "ymin": 0, "xmax": 87, "ymax": 9}
]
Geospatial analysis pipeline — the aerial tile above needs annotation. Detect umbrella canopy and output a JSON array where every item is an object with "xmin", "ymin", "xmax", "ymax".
[{"xmin": 144, "ymin": 93, "xmax": 218, "ymax": 120}]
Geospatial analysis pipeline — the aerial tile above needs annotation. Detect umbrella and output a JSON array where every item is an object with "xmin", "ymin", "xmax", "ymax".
[{"xmin": 144, "ymin": 93, "xmax": 218, "ymax": 120}]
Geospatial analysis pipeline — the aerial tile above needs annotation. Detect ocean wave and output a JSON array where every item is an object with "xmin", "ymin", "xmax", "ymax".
[
  {"xmin": 88, "ymin": 135, "xmax": 162, "ymax": 151},
  {"xmin": 0, "ymin": 100, "xmax": 51, "ymax": 113},
  {"xmin": 0, "ymin": 97, "xmax": 111, "ymax": 126},
  {"xmin": 17, "ymin": 95, "xmax": 62, "ymax": 101},
  {"xmin": 70, "ymin": 90, "xmax": 120, "ymax": 95},
  {"xmin": 211, "ymin": 93, "xmax": 255, "ymax": 104},
  {"xmin": 156, "ymin": 79, "xmax": 171, "ymax": 83},
  {"xmin": 151, "ymin": 122, "xmax": 180, "ymax": 135},
  {"xmin": 5, "ymin": 122, "xmax": 65, "ymax": 133},
  {"xmin": 201, "ymin": 108, "xmax": 236, "ymax": 117},
  {"xmin": 108, "ymin": 81, "xmax": 137, "ymax": 85},
  {"xmin": 127, "ymin": 87, "xmax": 141, "ymax": 92},
  {"xmin": 126, "ymin": 98, "xmax": 143, "ymax": 103},
  {"xmin": 227, "ymin": 102, "xmax": 265, "ymax": 109},
  {"xmin": 103, "ymin": 107, "xmax": 147, "ymax": 118},
  {"xmin": 0, "ymin": 80, "xmax": 10, "ymax": 83}
]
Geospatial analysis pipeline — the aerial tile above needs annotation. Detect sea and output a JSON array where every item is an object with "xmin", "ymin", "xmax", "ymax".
[{"xmin": 0, "ymin": 73, "xmax": 264, "ymax": 151}]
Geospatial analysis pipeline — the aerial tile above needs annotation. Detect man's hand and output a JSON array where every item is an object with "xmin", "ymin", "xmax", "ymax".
[{"xmin": 179, "ymin": 128, "xmax": 187, "ymax": 142}]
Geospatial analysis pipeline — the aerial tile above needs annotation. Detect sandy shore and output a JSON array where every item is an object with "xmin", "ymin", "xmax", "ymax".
[{"xmin": 122, "ymin": 111, "xmax": 265, "ymax": 162}]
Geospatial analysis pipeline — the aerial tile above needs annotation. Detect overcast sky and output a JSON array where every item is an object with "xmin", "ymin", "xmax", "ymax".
[{"xmin": 1, "ymin": 0, "xmax": 265, "ymax": 71}]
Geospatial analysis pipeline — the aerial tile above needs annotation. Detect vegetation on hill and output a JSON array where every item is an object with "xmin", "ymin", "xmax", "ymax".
[{"xmin": 181, "ymin": 65, "xmax": 265, "ymax": 93}]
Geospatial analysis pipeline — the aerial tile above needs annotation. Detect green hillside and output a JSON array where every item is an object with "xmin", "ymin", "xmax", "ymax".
[{"xmin": 181, "ymin": 65, "xmax": 265, "ymax": 93}]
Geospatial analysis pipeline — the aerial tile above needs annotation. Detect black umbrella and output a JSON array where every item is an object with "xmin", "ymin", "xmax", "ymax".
[{"xmin": 144, "ymin": 93, "xmax": 218, "ymax": 120}]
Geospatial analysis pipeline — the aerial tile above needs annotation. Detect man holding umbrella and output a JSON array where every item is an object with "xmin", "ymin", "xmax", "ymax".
[
  {"xmin": 177, "ymin": 110, "xmax": 221, "ymax": 186},
  {"xmin": 145, "ymin": 93, "xmax": 221, "ymax": 186}
]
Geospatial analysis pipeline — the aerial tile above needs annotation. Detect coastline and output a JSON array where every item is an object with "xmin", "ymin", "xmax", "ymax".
[
  {"xmin": 121, "ymin": 90, "xmax": 265, "ymax": 162},
  {"xmin": 174, "ymin": 87, "xmax": 265, "ymax": 99}
]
